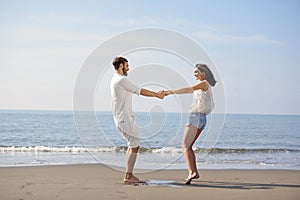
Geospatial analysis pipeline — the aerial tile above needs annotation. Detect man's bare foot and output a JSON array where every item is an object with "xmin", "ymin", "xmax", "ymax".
[{"xmin": 123, "ymin": 173, "xmax": 143, "ymax": 183}]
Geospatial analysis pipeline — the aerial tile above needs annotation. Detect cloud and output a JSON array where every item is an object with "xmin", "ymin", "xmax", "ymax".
[
  {"xmin": 0, "ymin": 25, "xmax": 111, "ymax": 68},
  {"xmin": 193, "ymin": 31, "xmax": 282, "ymax": 45},
  {"xmin": 0, "ymin": 25, "xmax": 108, "ymax": 44}
]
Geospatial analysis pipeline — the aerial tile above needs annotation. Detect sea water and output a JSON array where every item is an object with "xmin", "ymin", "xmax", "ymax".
[{"xmin": 0, "ymin": 110, "xmax": 299, "ymax": 170}]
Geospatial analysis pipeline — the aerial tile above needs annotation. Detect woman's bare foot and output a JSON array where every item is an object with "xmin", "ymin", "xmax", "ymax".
[{"xmin": 185, "ymin": 172, "xmax": 200, "ymax": 184}]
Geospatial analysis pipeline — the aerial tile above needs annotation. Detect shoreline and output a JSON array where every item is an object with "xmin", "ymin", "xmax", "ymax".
[
  {"xmin": 1, "ymin": 162, "xmax": 300, "ymax": 171},
  {"xmin": 0, "ymin": 164, "xmax": 299, "ymax": 200}
]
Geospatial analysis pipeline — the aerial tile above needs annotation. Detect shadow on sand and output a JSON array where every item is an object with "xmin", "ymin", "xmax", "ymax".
[{"xmin": 171, "ymin": 180, "xmax": 300, "ymax": 190}]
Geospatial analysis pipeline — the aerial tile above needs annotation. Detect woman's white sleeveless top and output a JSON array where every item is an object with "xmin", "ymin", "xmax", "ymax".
[{"xmin": 189, "ymin": 80, "xmax": 214, "ymax": 114}]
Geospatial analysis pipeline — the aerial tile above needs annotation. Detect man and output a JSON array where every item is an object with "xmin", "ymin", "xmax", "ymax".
[{"xmin": 110, "ymin": 57, "xmax": 165, "ymax": 183}]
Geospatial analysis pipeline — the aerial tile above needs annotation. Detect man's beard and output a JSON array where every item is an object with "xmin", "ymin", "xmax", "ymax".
[{"xmin": 123, "ymin": 68, "xmax": 128, "ymax": 76}]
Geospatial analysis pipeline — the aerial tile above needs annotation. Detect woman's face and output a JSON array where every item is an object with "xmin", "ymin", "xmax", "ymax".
[{"xmin": 194, "ymin": 68, "xmax": 203, "ymax": 81}]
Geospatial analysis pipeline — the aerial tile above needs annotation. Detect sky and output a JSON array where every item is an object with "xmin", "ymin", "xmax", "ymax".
[{"xmin": 0, "ymin": 0, "xmax": 300, "ymax": 115}]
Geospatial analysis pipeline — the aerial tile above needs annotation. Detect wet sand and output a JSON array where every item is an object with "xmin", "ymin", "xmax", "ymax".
[{"xmin": 0, "ymin": 164, "xmax": 299, "ymax": 200}]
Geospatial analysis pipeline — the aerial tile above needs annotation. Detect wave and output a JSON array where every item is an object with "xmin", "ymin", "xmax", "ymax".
[
  {"xmin": 0, "ymin": 146, "xmax": 299, "ymax": 154},
  {"xmin": 202, "ymin": 148, "xmax": 300, "ymax": 154}
]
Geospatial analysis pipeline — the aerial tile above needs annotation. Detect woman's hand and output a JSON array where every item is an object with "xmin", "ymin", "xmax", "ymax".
[{"xmin": 164, "ymin": 90, "xmax": 173, "ymax": 96}]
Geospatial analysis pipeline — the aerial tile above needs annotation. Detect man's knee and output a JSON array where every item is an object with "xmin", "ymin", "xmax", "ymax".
[{"xmin": 129, "ymin": 146, "xmax": 139, "ymax": 153}]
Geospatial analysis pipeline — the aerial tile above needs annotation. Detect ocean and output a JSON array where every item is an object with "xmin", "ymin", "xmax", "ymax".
[{"xmin": 0, "ymin": 110, "xmax": 299, "ymax": 171}]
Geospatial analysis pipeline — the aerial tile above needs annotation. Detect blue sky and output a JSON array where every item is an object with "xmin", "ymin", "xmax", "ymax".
[{"xmin": 0, "ymin": 0, "xmax": 299, "ymax": 114}]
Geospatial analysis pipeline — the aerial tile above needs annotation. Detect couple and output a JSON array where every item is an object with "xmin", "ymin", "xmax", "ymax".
[{"xmin": 110, "ymin": 57, "xmax": 216, "ymax": 184}]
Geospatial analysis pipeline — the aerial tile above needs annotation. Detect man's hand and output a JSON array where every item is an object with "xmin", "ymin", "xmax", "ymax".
[{"xmin": 157, "ymin": 90, "xmax": 166, "ymax": 99}]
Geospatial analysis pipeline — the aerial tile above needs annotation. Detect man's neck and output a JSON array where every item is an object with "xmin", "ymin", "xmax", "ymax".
[{"xmin": 115, "ymin": 70, "xmax": 124, "ymax": 76}]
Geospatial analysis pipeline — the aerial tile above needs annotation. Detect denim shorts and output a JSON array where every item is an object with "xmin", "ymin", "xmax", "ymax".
[{"xmin": 186, "ymin": 112, "xmax": 207, "ymax": 130}]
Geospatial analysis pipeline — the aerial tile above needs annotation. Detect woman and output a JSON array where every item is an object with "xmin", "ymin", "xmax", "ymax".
[{"xmin": 165, "ymin": 64, "xmax": 216, "ymax": 184}]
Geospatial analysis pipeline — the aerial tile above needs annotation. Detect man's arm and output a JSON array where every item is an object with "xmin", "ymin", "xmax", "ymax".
[
  {"xmin": 140, "ymin": 89, "xmax": 165, "ymax": 99},
  {"xmin": 120, "ymin": 78, "xmax": 164, "ymax": 99}
]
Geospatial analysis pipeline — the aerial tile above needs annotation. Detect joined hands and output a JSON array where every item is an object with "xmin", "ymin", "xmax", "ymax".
[{"xmin": 156, "ymin": 90, "xmax": 172, "ymax": 99}]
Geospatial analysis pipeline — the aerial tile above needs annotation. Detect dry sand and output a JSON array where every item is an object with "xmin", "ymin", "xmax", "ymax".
[{"xmin": 0, "ymin": 164, "xmax": 299, "ymax": 200}]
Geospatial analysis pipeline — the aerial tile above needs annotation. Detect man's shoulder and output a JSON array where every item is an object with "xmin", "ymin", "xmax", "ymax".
[
  {"xmin": 111, "ymin": 73, "xmax": 123, "ymax": 82},
  {"xmin": 112, "ymin": 74, "xmax": 129, "ymax": 87}
]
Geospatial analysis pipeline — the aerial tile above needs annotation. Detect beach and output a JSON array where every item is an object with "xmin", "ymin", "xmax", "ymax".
[{"xmin": 0, "ymin": 164, "xmax": 299, "ymax": 200}]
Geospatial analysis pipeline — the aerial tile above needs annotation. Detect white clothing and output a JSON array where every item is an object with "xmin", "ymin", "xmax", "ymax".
[
  {"xmin": 117, "ymin": 124, "xmax": 139, "ymax": 148},
  {"xmin": 189, "ymin": 80, "xmax": 214, "ymax": 114},
  {"xmin": 110, "ymin": 72, "xmax": 141, "ymax": 147}
]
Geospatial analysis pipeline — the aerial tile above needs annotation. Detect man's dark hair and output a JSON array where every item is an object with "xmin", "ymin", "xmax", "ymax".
[{"xmin": 112, "ymin": 57, "xmax": 128, "ymax": 70}]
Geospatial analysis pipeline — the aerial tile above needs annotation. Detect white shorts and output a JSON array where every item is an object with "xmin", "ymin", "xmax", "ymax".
[{"xmin": 117, "ymin": 120, "xmax": 140, "ymax": 148}]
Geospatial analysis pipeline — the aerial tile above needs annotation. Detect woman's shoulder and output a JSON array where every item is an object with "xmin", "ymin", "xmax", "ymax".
[
  {"xmin": 192, "ymin": 80, "xmax": 208, "ymax": 92},
  {"xmin": 202, "ymin": 80, "xmax": 209, "ymax": 85}
]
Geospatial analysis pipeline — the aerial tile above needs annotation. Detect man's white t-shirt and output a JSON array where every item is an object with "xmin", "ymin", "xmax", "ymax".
[{"xmin": 110, "ymin": 72, "xmax": 141, "ymax": 131}]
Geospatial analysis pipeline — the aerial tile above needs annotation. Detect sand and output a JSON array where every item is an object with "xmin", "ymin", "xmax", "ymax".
[{"xmin": 0, "ymin": 164, "xmax": 299, "ymax": 200}]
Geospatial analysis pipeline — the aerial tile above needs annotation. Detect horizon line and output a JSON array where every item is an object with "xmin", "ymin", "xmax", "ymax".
[{"xmin": 0, "ymin": 108, "xmax": 299, "ymax": 116}]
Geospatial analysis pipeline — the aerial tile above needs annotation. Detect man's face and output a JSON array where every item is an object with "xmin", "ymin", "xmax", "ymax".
[{"xmin": 122, "ymin": 62, "xmax": 129, "ymax": 76}]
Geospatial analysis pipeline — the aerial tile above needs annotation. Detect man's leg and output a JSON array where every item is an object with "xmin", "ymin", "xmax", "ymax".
[
  {"xmin": 124, "ymin": 146, "xmax": 140, "ymax": 182},
  {"xmin": 117, "ymin": 124, "xmax": 140, "ymax": 183}
]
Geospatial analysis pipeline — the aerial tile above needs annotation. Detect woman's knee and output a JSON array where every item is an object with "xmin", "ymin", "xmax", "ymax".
[{"xmin": 182, "ymin": 142, "xmax": 191, "ymax": 151}]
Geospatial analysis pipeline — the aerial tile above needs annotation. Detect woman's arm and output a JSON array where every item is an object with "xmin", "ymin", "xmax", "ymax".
[
  {"xmin": 166, "ymin": 81, "xmax": 208, "ymax": 95},
  {"xmin": 166, "ymin": 87, "xmax": 193, "ymax": 95}
]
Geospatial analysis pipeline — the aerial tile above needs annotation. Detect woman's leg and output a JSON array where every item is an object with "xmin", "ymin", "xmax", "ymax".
[{"xmin": 182, "ymin": 126, "xmax": 201, "ymax": 179}]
